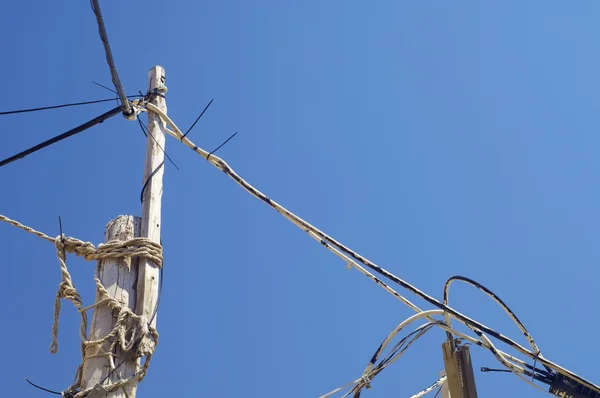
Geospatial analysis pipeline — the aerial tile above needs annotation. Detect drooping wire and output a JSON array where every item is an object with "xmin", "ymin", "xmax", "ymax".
[
  {"xmin": 181, "ymin": 98, "xmax": 214, "ymax": 140},
  {"xmin": 351, "ymin": 323, "xmax": 439, "ymax": 398},
  {"xmin": 443, "ymin": 275, "xmax": 553, "ymax": 374},
  {"xmin": 140, "ymin": 160, "xmax": 165, "ymax": 204},
  {"xmin": 0, "ymin": 106, "xmax": 122, "ymax": 168},
  {"xmin": 321, "ymin": 313, "xmax": 443, "ymax": 398},
  {"xmin": 0, "ymin": 95, "xmax": 141, "ymax": 116},
  {"xmin": 137, "ymin": 116, "xmax": 177, "ymax": 204},
  {"xmin": 90, "ymin": 0, "xmax": 131, "ymax": 115},
  {"xmin": 25, "ymin": 378, "xmax": 62, "ymax": 395}
]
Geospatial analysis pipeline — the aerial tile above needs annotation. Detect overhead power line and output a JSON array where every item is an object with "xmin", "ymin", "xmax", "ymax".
[
  {"xmin": 0, "ymin": 96, "xmax": 141, "ymax": 116},
  {"xmin": 0, "ymin": 106, "xmax": 121, "ymax": 168},
  {"xmin": 145, "ymin": 102, "xmax": 600, "ymax": 397},
  {"xmin": 90, "ymin": 0, "xmax": 131, "ymax": 116}
]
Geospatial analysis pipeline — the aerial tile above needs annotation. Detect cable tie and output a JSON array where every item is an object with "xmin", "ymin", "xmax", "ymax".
[{"xmin": 346, "ymin": 261, "xmax": 353, "ymax": 270}]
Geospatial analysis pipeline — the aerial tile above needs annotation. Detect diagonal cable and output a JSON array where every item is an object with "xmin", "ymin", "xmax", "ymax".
[
  {"xmin": 90, "ymin": 0, "xmax": 131, "ymax": 115},
  {"xmin": 0, "ymin": 96, "xmax": 141, "ymax": 116},
  {"xmin": 0, "ymin": 106, "xmax": 121, "ymax": 168}
]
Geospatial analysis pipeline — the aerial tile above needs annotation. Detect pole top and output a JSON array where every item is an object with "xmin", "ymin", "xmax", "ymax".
[{"xmin": 147, "ymin": 66, "xmax": 167, "ymax": 95}]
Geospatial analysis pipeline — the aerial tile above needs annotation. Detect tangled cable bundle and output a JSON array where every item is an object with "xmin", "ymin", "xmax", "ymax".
[
  {"xmin": 0, "ymin": 214, "xmax": 161, "ymax": 397},
  {"xmin": 133, "ymin": 101, "xmax": 599, "ymax": 396},
  {"xmin": 2, "ymin": 92, "xmax": 599, "ymax": 397}
]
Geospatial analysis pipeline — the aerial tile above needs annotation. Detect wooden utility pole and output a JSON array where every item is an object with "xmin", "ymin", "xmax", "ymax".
[
  {"xmin": 81, "ymin": 216, "xmax": 142, "ymax": 397},
  {"xmin": 81, "ymin": 66, "xmax": 167, "ymax": 397},
  {"xmin": 442, "ymin": 341, "xmax": 479, "ymax": 398},
  {"xmin": 135, "ymin": 65, "xmax": 167, "ymax": 357}
]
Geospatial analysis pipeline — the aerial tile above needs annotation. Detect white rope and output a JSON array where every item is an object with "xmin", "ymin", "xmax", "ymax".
[{"xmin": 147, "ymin": 103, "xmax": 596, "ymax": 393}]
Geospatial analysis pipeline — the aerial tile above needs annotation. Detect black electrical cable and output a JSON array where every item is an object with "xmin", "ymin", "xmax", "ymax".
[
  {"xmin": 481, "ymin": 366, "xmax": 554, "ymax": 386},
  {"xmin": 140, "ymin": 161, "xmax": 165, "ymax": 204},
  {"xmin": 310, "ymin": 235, "xmax": 599, "ymax": 391},
  {"xmin": 181, "ymin": 98, "xmax": 214, "ymax": 140},
  {"xmin": 0, "ymin": 95, "xmax": 141, "ymax": 116},
  {"xmin": 25, "ymin": 378, "xmax": 62, "ymax": 395},
  {"xmin": 0, "ymin": 106, "xmax": 121, "ymax": 168},
  {"xmin": 443, "ymin": 275, "xmax": 554, "ymax": 375},
  {"xmin": 90, "ymin": 0, "xmax": 131, "ymax": 115}
]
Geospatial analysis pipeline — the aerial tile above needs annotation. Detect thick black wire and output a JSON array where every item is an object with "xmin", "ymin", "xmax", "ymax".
[
  {"xmin": 182, "ymin": 98, "xmax": 214, "ymax": 140},
  {"xmin": 481, "ymin": 366, "xmax": 554, "ymax": 386},
  {"xmin": 140, "ymin": 161, "xmax": 165, "ymax": 204},
  {"xmin": 90, "ymin": 0, "xmax": 131, "ymax": 115},
  {"xmin": 0, "ymin": 95, "xmax": 141, "ymax": 116},
  {"xmin": 25, "ymin": 378, "xmax": 62, "ymax": 395},
  {"xmin": 309, "ymin": 236, "xmax": 599, "ymax": 391},
  {"xmin": 0, "ymin": 106, "xmax": 122, "ymax": 168},
  {"xmin": 443, "ymin": 275, "xmax": 554, "ymax": 375}
]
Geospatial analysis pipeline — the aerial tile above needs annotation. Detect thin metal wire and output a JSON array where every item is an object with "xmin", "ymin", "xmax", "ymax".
[
  {"xmin": 92, "ymin": 81, "xmax": 117, "ymax": 94},
  {"xmin": 137, "ymin": 117, "xmax": 179, "ymax": 170},
  {"xmin": 182, "ymin": 98, "xmax": 214, "ymax": 140},
  {"xmin": 0, "ymin": 96, "xmax": 140, "ymax": 116},
  {"xmin": 207, "ymin": 132, "xmax": 238, "ymax": 161}
]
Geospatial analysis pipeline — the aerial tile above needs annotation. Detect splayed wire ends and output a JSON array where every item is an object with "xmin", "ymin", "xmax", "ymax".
[
  {"xmin": 182, "ymin": 98, "xmax": 214, "ymax": 139},
  {"xmin": 207, "ymin": 132, "xmax": 238, "ymax": 161}
]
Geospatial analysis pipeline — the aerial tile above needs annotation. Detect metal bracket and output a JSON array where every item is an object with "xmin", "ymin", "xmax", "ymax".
[
  {"xmin": 442, "ymin": 341, "xmax": 478, "ymax": 398},
  {"xmin": 86, "ymin": 384, "xmax": 108, "ymax": 398}
]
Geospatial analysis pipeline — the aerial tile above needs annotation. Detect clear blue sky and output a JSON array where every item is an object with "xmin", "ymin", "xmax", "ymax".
[{"xmin": 1, "ymin": 2, "xmax": 599, "ymax": 397}]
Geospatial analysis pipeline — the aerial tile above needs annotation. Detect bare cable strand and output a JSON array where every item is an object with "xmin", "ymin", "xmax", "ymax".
[
  {"xmin": 409, "ymin": 376, "xmax": 447, "ymax": 398},
  {"xmin": 144, "ymin": 102, "xmax": 600, "ymax": 395}
]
